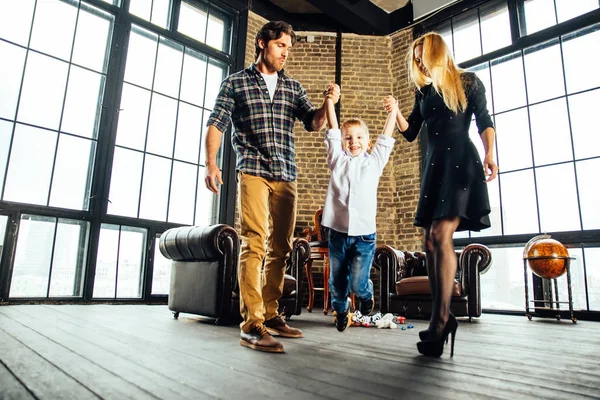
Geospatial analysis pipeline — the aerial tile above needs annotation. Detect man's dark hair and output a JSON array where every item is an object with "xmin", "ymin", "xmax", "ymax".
[{"xmin": 255, "ymin": 21, "xmax": 296, "ymax": 60}]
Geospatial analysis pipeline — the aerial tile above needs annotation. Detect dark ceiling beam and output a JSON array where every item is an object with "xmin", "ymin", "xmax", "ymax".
[
  {"xmin": 248, "ymin": 0, "xmax": 290, "ymax": 22},
  {"xmin": 248, "ymin": 0, "xmax": 346, "ymax": 33},
  {"xmin": 390, "ymin": 2, "xmax": 414, "ymax": 33},
  {"xmin": 302, "ymin": 0, "xmax": 391, "ymax": 35}
]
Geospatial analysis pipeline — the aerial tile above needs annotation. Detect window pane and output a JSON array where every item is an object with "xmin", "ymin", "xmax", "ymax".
[
  {"xmin": 500, "ymin": 170, "xmax": 539, "ymax": 235},
  {"xmin": 453, "ymin": 230, "xmax": 469, "ymax": 239},
  {"xmin": 480, "ymin": 1, "xmax": 511, "ymax": 55},
  {"xmin": 178, "ymin": 1, "xmax": 207, "ymax": 44},
  {"xmin": 471, "ymin": 177, "xmax": 502, "ymax": 237},
  {"xmin": 168, "ymin": 161, "xmax": 196, "ymax": 224},
  {"xmin": 529, "ymin": 99, "xmax": 572, "ymax": 166},
  {"xmin": 4, "ymin": 124, "xmax": 56, "ymax": 206},
  {"xmin": 494, "ymin": 108, "xmax": 532, "ymax": 172},
  {"xmin": 29, "ymin": 0, "xmax": 77, "ymax": 60},
  {"xmin": 0, "ymin": 41, "xmax": 26, "ymax": 120},
  {"xmin": 61, "ymin": 66, "xmax": 106, "ymax": 139},
  {"xmin": 139, "ymin": 155, "xmax": 172, "ymax": 221},
  {"xmin": 151, "ymin": 236, "xmax": 171, "ymax": 295},
  {"xmin": 153, "ymin": 37, "xmax": 183, "ymax": 98},
  {"xmin": 9, "ymin": 215, "xmax": 55, "ymax": 298},
  {"xmin": 522, "ymin": 0, "xmax": 556, "ymax": 35},
  {"xmin": 146, "ymin": 93, "xmax": 177, "ymax": 157},
  {"xmin": 151, "ymin": 0, "xmax": 172, "ymax": 30},
  {"xmin": 107, "ymin": 147, "xmax": 143, "ymax": 217},
  {"xmin": 129, "ymin": 0, "xmax": 171, "ymax": 29},
  {"xmin": 536, "ymin": 163, "xmax": 581, "ymax": 232},
  {"xmin": 523, "ymin": 39, "xmax": 564, "ymax": 104},
  {"xmin": 469, "ymin": 62, "xmax": 494, "ymax": 114},
  {"xmin": 206, "ymin": 13, "xmax": 226, "ymax": 52},
  {"xmin": 453, "ymin": 9, "xmax": 481, "ymax": 64},
  {"xmin": 568, "ymin": 89, "xmax": 600, "ymax": 160},
  {"xmin": 128, "ymin": 0, "xmax": 151, "ymax": 23},
  {"xmin": 576, "ymin": 158, "xmax": 600, "ymax": 230},
  {"xmin": 174, "ymin": 102, "xmax": 203, "ymax": 164},
  {"xmin": 72, "ymin": 3, "xmax": 114, "ymax": 73},
  {"xmin": 0, "ymin": 0, "xmax": 35, "ymax": 46},
  {"xmin": 562, "ymin": 25, "xmax": 600, "ymax": 94},
  {"xmin": 0, "ymin": 120, "xmax": 12, "ymax": 196},
  {"xmin": 124, "ymin": 26, "xmax": 157, "ymax": 89},
  {"xmin": 195, "ymin": 165, "xmax": 216, "ymax": 226},
  {"xmin": 49, "ymin": 135, "xmax": 96, "ymax": 211},
  {"xmin": 204, "ymin": 60, "xmax": 227, "ymax": 110},
  {"xmin": 180, "ymin": 48, "xmax": 207, "ymax": 107},
  {"xmin": 481, "ymin": 246, "xmax": 529, "ymax": 311},
  {"xmin": 115, "ymin": 83, "xmax": 151, "ymax": 151},
  {"xmin": 491, "ymin": 53, "xmax": 526, "ymax": 113},
  {"xmin": 116, "ymin": 227, "xmax": 146, "ymax": 298},
  {"xmin": 17, "ymin": 52, "xmax": 68, "ymax": 130},
  {"xmin": 554, "ymin": 247, "xmax": 586, "ymax": 310},
  {"xmin": 48, "ymin": 220, "xmax": 90, "ymax": 297},
  {"xmin": 199, "ymin": 109, "xmax": 211, "ymax": 166},
  {"xmin": 94, "ymin": 224, "xmax": 119, "ymax": 298},
  {"xmin": 555, "ymin": 0, "xmax": 598, "ymax": 24},
  {"xmin": 585, "ymin": 248, "xmax": 600, "ymax": 311}
]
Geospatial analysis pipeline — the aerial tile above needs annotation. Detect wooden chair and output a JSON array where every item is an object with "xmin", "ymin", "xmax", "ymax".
[{"xmin": 303, "ymin": 209, "xmax": 355, "ymax": 314}]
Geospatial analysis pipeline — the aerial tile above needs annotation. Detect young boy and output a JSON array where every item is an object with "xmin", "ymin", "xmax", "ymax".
[{"xmin": 322, "ymin": 93, "xmax": 398, "ymax": 331}]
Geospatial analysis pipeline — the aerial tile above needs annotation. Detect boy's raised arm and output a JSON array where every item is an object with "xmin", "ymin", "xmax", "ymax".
[
  {"xmin": 326, "ymin": 97, "xmax": 338, "ymax": 130},
  {"xmin": 382, "ymin": 95, "xmax": 398, "ymax": 137}
]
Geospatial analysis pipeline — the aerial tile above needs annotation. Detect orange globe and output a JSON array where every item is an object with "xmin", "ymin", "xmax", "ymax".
[{"xmin": 526, "ymin": 238, "xmax": 569, "ymax": 279}]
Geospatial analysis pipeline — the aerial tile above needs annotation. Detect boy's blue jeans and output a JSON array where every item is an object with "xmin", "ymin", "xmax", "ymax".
[{"xmin": 328, "ymin": 229, "xmax": 376, "ymax": 314}]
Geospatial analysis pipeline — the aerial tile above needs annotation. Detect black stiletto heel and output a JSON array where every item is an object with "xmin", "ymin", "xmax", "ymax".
[
  {"xmin": 416, "ymin": 314, "xmax": 458, "ymax": 357},
  {"xmin": 418, "ymin": 329, "xmax": 430, "ymax": 341}
]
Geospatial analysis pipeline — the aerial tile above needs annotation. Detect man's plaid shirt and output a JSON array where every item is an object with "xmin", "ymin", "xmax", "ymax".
[{"xmin": 207, "ymin": 64, "xmax": 317, "ymax": 181}]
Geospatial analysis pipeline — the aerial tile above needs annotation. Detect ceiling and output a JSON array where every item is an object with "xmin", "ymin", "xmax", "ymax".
[{"xmin": 249, "ymin": 0, "xmax": 462, "ymax": 35}]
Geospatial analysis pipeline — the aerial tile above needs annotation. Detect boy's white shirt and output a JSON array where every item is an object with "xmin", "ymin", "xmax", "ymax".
[{"xmin": 321, "ymin": 128, "xmax": 395, "ymax": 236}]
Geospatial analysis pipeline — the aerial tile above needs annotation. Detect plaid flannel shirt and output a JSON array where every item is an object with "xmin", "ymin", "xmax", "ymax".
[{"xmin": 207, "ymin": 64, "xmax": 317, "ymax": 181}]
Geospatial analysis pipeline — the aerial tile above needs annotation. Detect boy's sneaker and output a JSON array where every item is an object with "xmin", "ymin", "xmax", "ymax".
[
  {"xmin": 359, "ymin": 297, "xmax": 374, "ymax": 316},
  {"xmin": 334, "ymin": 310, "xmax": 353, "ymax": 332}
]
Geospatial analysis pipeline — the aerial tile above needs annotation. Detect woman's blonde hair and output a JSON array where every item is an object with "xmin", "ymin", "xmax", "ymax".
[{"xmin": 407, "ymin": 32, "xmax": 467, "ymax": 114}]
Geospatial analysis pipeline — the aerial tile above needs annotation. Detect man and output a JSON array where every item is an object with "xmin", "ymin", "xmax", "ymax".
[{"xmin": 205, "ymin": 21, "xmax": 340, "ymax": 353}]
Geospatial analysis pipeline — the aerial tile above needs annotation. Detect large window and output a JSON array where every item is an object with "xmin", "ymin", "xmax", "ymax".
[
  {"xmin": 0, "ymin": 0, "xmax": 238, "ymax": 301},
  {"xmin": 428, "ymin": 0, "xmax": 600, "ymax": 315}
]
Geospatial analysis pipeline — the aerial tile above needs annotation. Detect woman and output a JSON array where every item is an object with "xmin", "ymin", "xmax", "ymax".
[{"xmin": 384, "ymin": 32, "xmax": 498, "ymax": 357}]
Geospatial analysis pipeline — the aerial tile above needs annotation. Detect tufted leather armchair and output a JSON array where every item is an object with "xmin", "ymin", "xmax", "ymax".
[
  {"xmin": 159, "ymin": 224, "xmax": 310, "ymax": 324},
  {"xmin": 373, "ymin": 243, "xmax": 492, "ymax": 321}
]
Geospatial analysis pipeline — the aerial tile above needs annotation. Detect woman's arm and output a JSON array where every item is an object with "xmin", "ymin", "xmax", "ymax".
[{"xmin": 480, "ymin": 127, "xmax": 498, "ymax": 182}]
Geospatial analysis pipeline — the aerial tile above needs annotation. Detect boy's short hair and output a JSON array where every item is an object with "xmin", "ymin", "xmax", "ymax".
[
  {"xmin": 255, "ymin": 21, "xmax": 297, "ymax": 60},
  {"xmin": 341, "ymin": 118, "xmax": 369, "ymax": 137}
]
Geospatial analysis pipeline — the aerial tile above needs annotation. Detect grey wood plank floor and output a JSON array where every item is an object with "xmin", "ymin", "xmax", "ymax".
[{"xmin": 0, "ymin": 305, "xmax": 599, "ymax": 400}]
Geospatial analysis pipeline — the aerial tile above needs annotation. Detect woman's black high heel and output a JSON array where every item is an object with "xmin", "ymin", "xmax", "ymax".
[
  {"xmin": 416, "ymin": 314, "xmax": 458, "ymax": 357},
  {"xmin": 419, "ymin": 329, "xmax": 430, "ymax": 341}
]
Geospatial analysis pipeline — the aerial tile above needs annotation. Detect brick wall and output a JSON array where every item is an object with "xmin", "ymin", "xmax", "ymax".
[{"xmin": 243, "ymin": 13, "xmax": 424, "ymax": 308}]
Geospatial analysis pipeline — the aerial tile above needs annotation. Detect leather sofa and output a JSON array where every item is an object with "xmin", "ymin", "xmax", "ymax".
[
  {"xmin": 159, "ymin": 224, "xmax": 310, "ymax": 324},
  {"xmin": 373, "ymin": 243, "xmax": 492, "ymax": 320}
]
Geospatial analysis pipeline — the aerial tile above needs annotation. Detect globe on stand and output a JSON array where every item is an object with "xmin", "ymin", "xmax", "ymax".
[{"xmin": 526, "ymin": 237, "xmax": 569, "ymax": 279}]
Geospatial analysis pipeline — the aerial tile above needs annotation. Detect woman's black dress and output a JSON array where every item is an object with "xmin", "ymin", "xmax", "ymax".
[{"xmin": 401, "ymin": 72, "xmax": 494, "ymax": 232}]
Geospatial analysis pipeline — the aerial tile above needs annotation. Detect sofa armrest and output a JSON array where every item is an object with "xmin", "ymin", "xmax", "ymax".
[
  {"xmin": 460, "ymin": 244, "xmax": 491, "ymax": 318},
  {"xmin": 373, "ymin": 245, "xmax": 405, "ymax": 314},
  {"xmin": 159, "ymin": 224, "xmax": 240, "ymax": 294}
]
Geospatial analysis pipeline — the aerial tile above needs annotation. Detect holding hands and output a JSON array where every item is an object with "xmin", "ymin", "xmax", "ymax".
[
  {"xmin": 383, "ymin": 95, "xmax": 399, "ymax": 114},
  {"xmin": 324, "ymin": 83, "xmax": 341, "ymax": 104}
]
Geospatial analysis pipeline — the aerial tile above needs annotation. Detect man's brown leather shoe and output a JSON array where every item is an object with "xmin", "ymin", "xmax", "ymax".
[
  {"xmin": 240, "ymin": 325, "xmax": 284, "ymax": 353},
  {"xmin": 264, "ymin": 315, "xmax": 304, "ymax": 338}
]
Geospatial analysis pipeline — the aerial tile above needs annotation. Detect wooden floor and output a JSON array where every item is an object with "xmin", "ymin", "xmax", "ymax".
[{"xmin": 1, "ymin": 305, "xmax": 599, "ymax": 400}]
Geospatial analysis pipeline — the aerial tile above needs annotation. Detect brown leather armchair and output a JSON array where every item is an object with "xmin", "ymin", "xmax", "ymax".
[
  {"xmin": 373, "ymin": 243, "xmax": 492, "ymax": 321},
  {"xmin": 159, "ymin": 224, "xmax": 310, "ymax": 324}
]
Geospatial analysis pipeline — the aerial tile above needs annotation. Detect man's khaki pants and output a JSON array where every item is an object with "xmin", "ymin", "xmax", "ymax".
[{"xmin": 238, "ymin": 173, "xmax": 297, "ymax": 332}]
